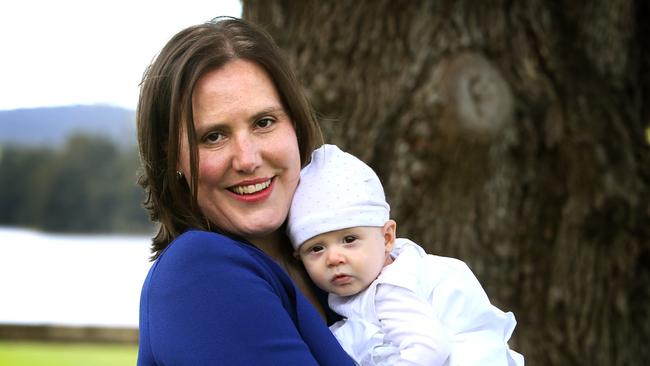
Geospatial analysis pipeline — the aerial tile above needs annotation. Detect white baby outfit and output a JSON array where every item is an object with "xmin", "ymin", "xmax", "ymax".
[
  {"xmin": 329, "ymin": 238, "xmax": 525, "ymax": 366},
  {"xmin": 287, "ymin": 144, "xmax": 524, "ymax": 365}
]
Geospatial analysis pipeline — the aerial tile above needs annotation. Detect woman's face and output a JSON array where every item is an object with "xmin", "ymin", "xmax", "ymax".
[{"xmin": 178, "ymin": 59, "xmax": 301, "ymax": 242}]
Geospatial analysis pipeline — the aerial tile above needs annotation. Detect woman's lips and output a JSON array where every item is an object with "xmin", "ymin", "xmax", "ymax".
[
  {"xmin": 229, "ymin": 178, "xmax": 272, "ymax": 195},
  {"xmin": 227, "ymin": 177, "xmax": 275, "ymax": 202}
]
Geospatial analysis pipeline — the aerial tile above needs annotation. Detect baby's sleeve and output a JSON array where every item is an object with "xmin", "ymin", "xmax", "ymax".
[
  {"xmin": 432, "ymin": 258, "xmax": 524, "ymax": 366},
  {"xmin": 375, "ymin": 283, "xmax": 452, "ymax": 366}
]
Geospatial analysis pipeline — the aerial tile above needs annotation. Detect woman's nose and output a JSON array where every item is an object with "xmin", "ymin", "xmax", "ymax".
[{"xmin": 232, "ymin": 134, "xmax": 262, "ymax": 173}]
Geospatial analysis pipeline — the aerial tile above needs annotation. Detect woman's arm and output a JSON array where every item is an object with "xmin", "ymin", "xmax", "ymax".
[{"xmin": 138, "ymin": 231, "xmax": 352, "ymax": 365}]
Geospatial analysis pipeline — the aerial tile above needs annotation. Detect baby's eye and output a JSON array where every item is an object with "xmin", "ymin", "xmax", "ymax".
[
  {"xmin": 309, "ymin": 245, "xmax": 325, "ymax": 253},
  {"xmin": 343, "ymin": 235, "xmax": 358, "ymax": 244},
  {"xmin": 255, "ymin": 117, "xmax": 274, "ymax": 129}
]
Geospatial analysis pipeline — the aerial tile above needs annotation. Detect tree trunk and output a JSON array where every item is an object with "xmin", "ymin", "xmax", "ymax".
[{"xmin": 243, "ymin": 1, "xmax": 650, "ymax": 365}]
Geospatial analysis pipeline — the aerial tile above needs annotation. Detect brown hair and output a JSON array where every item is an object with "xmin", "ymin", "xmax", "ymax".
[{"xmin": 137, "ymin": 17, "xmax": 322, "ymax": 259}]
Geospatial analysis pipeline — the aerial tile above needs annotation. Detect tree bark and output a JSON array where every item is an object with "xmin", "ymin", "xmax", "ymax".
[{"xmin": 243, "ymin": 1, "xmax": 650, "ymax": 365}]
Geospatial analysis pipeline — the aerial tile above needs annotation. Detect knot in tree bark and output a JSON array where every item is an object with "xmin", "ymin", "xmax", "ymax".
[{"xmin": 438, "ymin": 52, "xmax": 514, "ymax": 140}]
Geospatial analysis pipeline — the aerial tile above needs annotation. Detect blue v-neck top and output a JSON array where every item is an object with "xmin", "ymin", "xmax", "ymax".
[{"xmin": 137, "ymin": 230, "xmax": 354, "ymax": 365}]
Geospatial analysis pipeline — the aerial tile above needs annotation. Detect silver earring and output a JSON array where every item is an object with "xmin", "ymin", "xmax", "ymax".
[{"xmin": 176, "ymin": 171, "xmax": 183, "ymax": 180}]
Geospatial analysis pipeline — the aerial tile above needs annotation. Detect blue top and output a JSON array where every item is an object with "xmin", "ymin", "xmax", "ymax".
[{"xmin": 137, "ymin": 230, "xmax": 354, "ymax": 365}]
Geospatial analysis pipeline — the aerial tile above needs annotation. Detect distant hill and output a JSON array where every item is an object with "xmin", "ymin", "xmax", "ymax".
[{"xmin": 0, "ymin": 105, "xmax": 136, "ymax": 148}]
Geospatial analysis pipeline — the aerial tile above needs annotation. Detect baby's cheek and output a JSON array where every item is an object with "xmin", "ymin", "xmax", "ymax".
[
  {"xmin": 306, "ymin": 265, "xmax": 326, "ymax": 286},
  {"xmin": 303, "ymin": 263, "xmax": 319, "ymax": 279}
]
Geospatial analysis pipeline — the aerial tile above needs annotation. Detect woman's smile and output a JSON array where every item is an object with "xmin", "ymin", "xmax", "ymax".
[
  {"xmin": 227, "ymin": 177, "xmax": 275, "ymax": 202},
  {"xmin": 228, "ymin": 177, "xmax": 273, "ymax": 195}
]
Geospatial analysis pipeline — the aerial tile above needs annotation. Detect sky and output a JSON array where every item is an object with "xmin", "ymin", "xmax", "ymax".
[{"xmin": 0, "ymin": 0, "xmax": 242, "ymax": 111}]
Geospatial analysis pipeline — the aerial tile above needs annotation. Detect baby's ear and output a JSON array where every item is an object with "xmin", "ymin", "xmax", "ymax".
[{"xmin": 382, "ymin": 220, "xmax": 397, "ymax": 252}]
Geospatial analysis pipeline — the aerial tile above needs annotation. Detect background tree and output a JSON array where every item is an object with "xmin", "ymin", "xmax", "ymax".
[
  {"xmin": 244, "ymin": 1, "xmax": 650, "ymax": 365},
  {"xmin": 0, "ymin": 135, "xmax": 151, "ymax": 233}
]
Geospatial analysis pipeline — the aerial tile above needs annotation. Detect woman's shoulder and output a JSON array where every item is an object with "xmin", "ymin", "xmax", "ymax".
[
  {"xmin": 141, "ymin": 229, "xmax": 294, "ymax": 315},
  {"xmin": 160, "ymin": 230, "xmax": 260, "ymax": 263},
  {"xmin": 146, "ymin": 230, "xmax": 280, "ymax": 287},
  {"xmin": 169, "ymin": 229, "xmax": 246, "ymax": 251}
]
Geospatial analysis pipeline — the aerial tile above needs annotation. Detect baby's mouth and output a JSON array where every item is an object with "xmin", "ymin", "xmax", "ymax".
[{"xmin": 331, "ymin": 274, "xmax": 351, "ymax": 284}]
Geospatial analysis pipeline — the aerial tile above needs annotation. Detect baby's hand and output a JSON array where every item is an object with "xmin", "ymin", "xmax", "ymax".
[{"xmin": 371, "ymin": 342, "xmax": 400, "ymax": 366}]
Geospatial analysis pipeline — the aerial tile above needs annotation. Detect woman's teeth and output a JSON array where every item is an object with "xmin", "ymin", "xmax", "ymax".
[{"xmin": 231, "ymin": 179, "xmax": 271, "ymax": 195}]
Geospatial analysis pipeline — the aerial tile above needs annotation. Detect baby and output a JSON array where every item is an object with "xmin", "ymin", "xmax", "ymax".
[{"xmin": 287, "ymin": 144, "xmax": 524, "ymax": 365}]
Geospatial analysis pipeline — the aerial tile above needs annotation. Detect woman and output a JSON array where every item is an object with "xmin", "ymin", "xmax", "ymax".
[{"xmin": 136, "ymin": 17, "xmax": 354, "ymax": 365}]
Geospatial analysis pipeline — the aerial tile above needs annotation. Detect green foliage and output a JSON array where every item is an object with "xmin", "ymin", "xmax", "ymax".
[
  {"xmin": 0, "ymin": 341, "xmax": 137, "ymax": 366},
  {"xmin": 0, "ymin": 134, "xmax": 152, "ymax": 234}
]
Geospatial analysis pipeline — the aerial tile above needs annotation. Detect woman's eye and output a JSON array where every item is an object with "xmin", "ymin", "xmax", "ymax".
[
  {"xmin": 255, "ymin": 117, "xmax": 274, "ymax": 129},
  {"xmin": 343, "ymin": 235, "xmax": 357, "ymax": 244},
  {"xmin": 204, "ymin": 131, "xmax": 225, "ymax": 143}
]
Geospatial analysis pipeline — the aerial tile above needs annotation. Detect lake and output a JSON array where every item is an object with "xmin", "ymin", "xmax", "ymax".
[{"xmin": 0, "ymin": 227, "xmax": 152, "ymax": 328}]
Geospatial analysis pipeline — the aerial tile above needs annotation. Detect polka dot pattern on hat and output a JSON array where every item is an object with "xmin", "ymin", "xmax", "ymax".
[{"xmin": 287, "ymin": 144, "xmax": 390, "ymax": 249}]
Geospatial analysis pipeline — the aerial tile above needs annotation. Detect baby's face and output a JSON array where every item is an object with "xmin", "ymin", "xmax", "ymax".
[{"xmin": 297, "ymin": 224, "xmax": 394, "ymax": 296}]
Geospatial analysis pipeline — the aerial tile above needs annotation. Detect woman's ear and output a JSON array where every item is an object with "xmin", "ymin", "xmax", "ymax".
[{"xmin": 382, "ymin": 220, "xmax": 397, "ymax": 253}]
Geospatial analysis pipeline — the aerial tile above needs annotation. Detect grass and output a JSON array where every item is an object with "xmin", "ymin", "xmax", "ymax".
[{"xmin": 0, "ymin": 341, "xmax": 137, "ymax": 366}]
